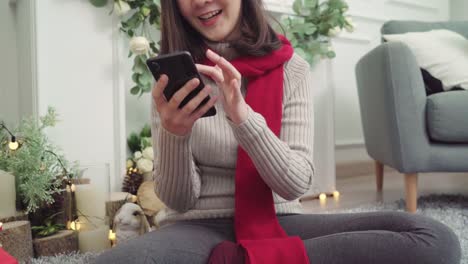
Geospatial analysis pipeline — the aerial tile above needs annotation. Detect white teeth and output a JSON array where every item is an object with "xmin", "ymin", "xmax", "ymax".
[{"xmin": 199, "ymin": 10, "xmax": 221, "ymax": 20}]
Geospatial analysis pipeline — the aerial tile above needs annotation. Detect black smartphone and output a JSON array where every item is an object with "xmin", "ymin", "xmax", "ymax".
[{"xmin": 146, "ymin": 51, "xmax": 216, "ymax": 118}]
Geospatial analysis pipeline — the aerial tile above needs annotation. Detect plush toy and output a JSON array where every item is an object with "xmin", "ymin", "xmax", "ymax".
[{"xmin": 113, "ymin": 202, "xmax": 151, "ymax": 244}]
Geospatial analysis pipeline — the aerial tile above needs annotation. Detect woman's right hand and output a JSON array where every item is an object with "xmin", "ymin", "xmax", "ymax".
[{"xmin": 152, "ymin": 74, "xmax": 218, "ymax": 136}]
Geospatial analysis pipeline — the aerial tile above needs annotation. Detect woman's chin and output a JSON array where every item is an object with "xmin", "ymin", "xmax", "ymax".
[{"xmin": 202, "ymin": 33, "xmax": 227, "ymax": 42}]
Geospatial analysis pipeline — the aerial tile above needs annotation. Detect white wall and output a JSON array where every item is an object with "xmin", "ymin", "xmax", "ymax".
[
  {"xmin": 451, "ymin": 0, "xmax": 468, "ymax": 20},
  {"xmin": 0, "ymin": 1, "xmax": 20, "ymax": 127},
  {"xmin": 0, "ymin": 0, "xmax": 36, "ymax": 128},
  {"xmin": 35, "ymin": 0, "xmax": 125, "ymax": 191}
]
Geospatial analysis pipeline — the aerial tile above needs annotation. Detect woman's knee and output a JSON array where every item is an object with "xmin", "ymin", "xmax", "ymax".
[
  {"xmin": 94, "ymin": 234, "xmax": 208, "ymax": 264},
  {"xmin": 94, "ymin": 234, "xmax": 160, "ymax": 264},
  {"xmin": 398, "ymin": 212, "xmax": 461, "ymax": 264}
]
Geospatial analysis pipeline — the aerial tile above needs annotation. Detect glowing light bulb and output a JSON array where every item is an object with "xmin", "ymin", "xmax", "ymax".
[
  {"xmin": 8, "ymin": 140, "xmax": 19, "ymax": 150},
  {"xmin": 319, "ymin": 193, "xmax": 327, "ymax": 201},
  {"xmin": 333, "ymin": 191, "xmax": 340, "ymax": 198},
  {"xmin": 70, "ymin": 220, "xmax": 81, "ymax": 231},
  {"xmin": 70, "ymin": 184, "xmax": 76, "ymax": 192},
  {"xmin": 109, "ymin": 230, "xmax": 116, "ymax": 241}
]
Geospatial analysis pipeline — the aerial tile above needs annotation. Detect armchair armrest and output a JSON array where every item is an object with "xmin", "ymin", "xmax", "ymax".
[{"xmin": 355, "ymin": 42, "xmax": 431, "ymax": 173}]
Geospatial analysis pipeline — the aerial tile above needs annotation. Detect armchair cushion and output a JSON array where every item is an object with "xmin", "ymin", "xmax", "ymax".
[
  {"xmin": 383, "ymin": 29, "xmax": 468, "ymax": 91},
  {"xmin": 427, "ymin": 91, "xmax": 468, "ymax": 143}
]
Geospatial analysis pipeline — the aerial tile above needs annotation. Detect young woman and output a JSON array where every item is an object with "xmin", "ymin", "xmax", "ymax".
[{"xmin": 96, "ymin": 0, "xmax": 461, "ymax": 263}]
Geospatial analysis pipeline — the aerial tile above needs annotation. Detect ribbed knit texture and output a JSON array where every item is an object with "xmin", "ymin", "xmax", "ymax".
[{"xmin": 151, "ymin": 51, "xmax": 315, "ymax": 227}]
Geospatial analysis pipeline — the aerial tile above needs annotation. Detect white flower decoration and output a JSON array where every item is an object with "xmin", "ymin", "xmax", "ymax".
[
  {"xmin": 114, "ymin": 0, "xmax": 131, "ymax": 16},
  {"xmin": 134, "ymin": 151, "xmax": 142, "ymax": 160},
  {"xmin": 129, "ymin": 36, "xmax": 150, "ymax": 55},
  {"xmin": 142, "ymin": 147, "xmax": 154, "ymax": 161},
  {"xmin": 137, "ymin": 158, "xmax": 153, "ymax": 173},
  {"xmin": 344, "ymin": 17, "xmax": 356, "ymax": 33},
  {"xmin": 126, "ymin": 159, "xmax": 134, "ymax": 168},
  {"xmin": 328, "ymin": 26, "xmax": 342, "ymax": 37}
]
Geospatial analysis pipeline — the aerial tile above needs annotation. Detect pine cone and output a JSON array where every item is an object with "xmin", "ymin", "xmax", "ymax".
[{"xmin": 122, "ymin": 167, "xmax": 144, "ymax": 195}]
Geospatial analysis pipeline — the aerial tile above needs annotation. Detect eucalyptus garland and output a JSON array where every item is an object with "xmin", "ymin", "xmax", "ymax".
[
  {"xmin": 281, "ymin": 0, "xmax": 354, "ymax": 64},
  {"xmin": 90, "ymin": 0, "xmax": 161, "ymax": 97},
  {"xmin": 89, "ymin": 0, "xmax": 354, "ymax": 95}
]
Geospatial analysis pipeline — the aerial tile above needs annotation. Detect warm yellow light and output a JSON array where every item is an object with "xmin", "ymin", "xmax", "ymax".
[
  {"xmin": 131, "ymin": 195, "xmax": 138, "ymax": 203},
  {"xmin": 333, "ymin": 191, "xmax": 340, "ymax": 198},
  {"xmin": 319, "ymin": 193, "xmax": 327, "ymax": 201},
  {"xmin": 70, "ymin": 220, "xmax": 81, "ymax": 231},
  {"xmin": 8, "ymin": 141, "xmax": 19, "ymax": 150},
  {"xmin": 70, "ymin": 184, "xmax": 76, "ymax": 192},
  {"xmin": 109, "ymin": 230, "xmax": 116, "ymax": 241}
]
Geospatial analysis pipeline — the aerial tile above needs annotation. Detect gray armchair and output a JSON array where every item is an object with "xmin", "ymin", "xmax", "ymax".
[{"xmin": 355, "ymin": 21, "xmax": 468, "ymax": 212}]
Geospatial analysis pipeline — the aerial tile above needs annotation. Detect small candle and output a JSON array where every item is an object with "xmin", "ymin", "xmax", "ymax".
[
  {"xmin": 0, "ymin": 170, "xmax": 17, "ymax": 218},
  {"xmin": 78, "ymin": 224, "xmax": 111, "ymax": 253}
]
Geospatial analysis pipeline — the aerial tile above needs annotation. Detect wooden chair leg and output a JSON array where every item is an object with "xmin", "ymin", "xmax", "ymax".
[
  {"xmin": 375, "ymin": 161, "xmax": 384, "ymax": 192},
  {"xmin": 404, "ymin": 173, "xmax": 418, "ymax": 213}
]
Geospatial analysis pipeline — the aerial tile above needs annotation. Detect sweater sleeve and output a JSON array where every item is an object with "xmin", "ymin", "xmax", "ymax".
[
  {"xmin": 228, "ymin": 56, "xmax": 315, "ymax": 201},
  {"xmin": 151, "ymin": 99, "xmax": 201, "ymax": 212}
]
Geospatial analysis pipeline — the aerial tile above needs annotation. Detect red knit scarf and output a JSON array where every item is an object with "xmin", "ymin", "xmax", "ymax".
[{"xmin": 207, "ymin": 35, "xmax": 310, "ymax": 264}]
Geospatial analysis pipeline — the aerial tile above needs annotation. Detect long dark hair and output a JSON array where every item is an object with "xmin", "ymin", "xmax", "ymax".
[{"xmin": 160, "ymin": 0, "xmax": 282, "ymax": 62}]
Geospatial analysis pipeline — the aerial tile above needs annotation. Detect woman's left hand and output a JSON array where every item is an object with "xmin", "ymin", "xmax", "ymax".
[{"xmin": 196, "ymin": 49, "xmax": 248, "ymax": 125}]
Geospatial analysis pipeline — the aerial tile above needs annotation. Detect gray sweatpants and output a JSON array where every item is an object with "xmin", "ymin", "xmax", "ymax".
[{"xmin": 94, "ymin": 211, "xmax": 461, "ymax": 264}]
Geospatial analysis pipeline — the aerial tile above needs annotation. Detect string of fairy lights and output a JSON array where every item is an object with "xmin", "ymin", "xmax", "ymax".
[
  {"xmin": 0, "ymin": 122, "xmax": 19, "ymax": 151},
  {"xmin": 1, "ymin": 122, "xmax": 124, "ymax": 245}
]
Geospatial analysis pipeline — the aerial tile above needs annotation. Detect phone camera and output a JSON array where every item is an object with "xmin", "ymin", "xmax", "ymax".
[{"xmin": 152, "ymin": 62, "xmax": 160, "ymax": 71}]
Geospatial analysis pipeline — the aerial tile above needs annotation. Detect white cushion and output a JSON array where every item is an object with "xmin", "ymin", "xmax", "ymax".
[{"xmin": 383, "ymin": 29, "xmax": 468, "ymax": 91}]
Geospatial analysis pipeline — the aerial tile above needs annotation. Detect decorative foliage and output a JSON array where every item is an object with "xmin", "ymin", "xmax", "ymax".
[
  {"xmin": 280, "ymin": 0, "xmax": 355, "ymax": 64},
  {"xmin": 31, "ymin": 212, "xmax": 66, "ymax": 238},
  {"xmin": 0, "ymin": 107, "xmax": 78, "ymax": 214},
  {"xmin": 89, "ymin": 0, "xmax": 161, "ymax": 96},
  {"xmin": 127, "ymin": 123, "xmax": 152, "ymax": 154},
  {"xmin": 126, "ymin": 124, "xmax": 154, "ymax": 175}
]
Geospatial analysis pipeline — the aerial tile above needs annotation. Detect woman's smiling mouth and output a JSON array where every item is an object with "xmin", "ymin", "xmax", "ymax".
[{"xmin": 198, "ymin": 10, "xmax": 223, "ymax": 26}]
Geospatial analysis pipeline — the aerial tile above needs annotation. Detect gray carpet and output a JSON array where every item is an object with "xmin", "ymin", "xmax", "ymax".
[{"xmin": 27, "ymin": 194, "xmax": 467, "ymax": 264}]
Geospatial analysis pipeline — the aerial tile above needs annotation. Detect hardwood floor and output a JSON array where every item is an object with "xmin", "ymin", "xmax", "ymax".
[{"xmin": 301, "ymin": 170, "xmax": 468, "ymax": 213}]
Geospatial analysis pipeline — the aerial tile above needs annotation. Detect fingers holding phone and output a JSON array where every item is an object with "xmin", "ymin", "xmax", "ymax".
[
  {"xmin": 152, "ymin": 75, "xmax": 218, "ymax": 136},
  {"xmin": 147, "ymin": 51, "xmax": 218, "ymax": 136}
]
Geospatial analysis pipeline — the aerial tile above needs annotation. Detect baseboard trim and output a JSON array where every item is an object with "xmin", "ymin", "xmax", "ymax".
[{"xmin": 336, "ymin": 160, "xmax": 395, "ymax": 179}]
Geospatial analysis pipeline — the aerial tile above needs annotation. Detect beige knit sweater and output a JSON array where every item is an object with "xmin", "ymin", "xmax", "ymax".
[{"xmin": 151, "ymin": 48, "xmax": 315, "ymax": 227}]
